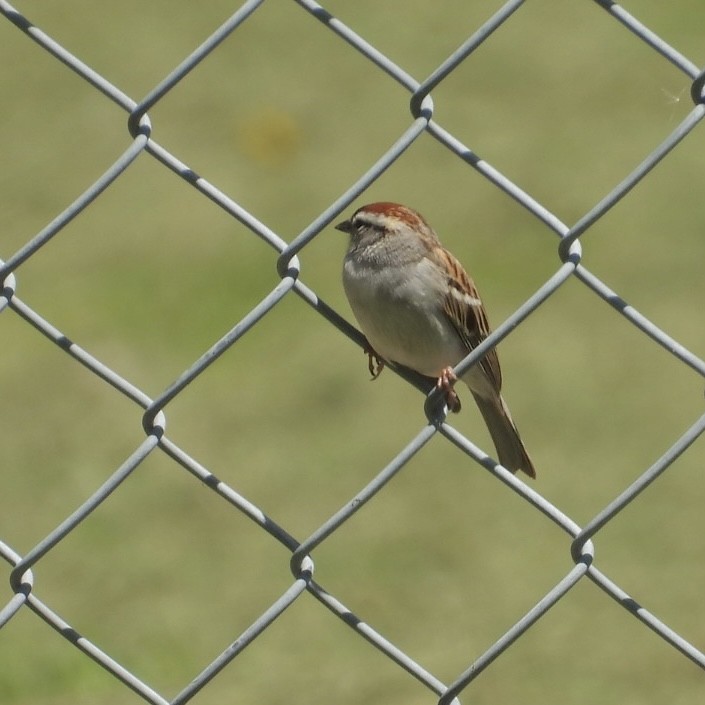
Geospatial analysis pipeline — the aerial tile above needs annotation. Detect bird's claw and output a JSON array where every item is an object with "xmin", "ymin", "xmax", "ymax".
[
  {"xmin": 365, "ymin": 346, "xmax": 385, "ymax": 380},
  {"xmin": 436, "ymin": 367, "xmax": 461, "ymax": 413}
]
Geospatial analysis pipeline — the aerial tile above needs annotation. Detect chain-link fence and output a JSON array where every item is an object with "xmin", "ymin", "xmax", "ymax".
[{"xmin": 1, "ymin": 1, "xmax": 704, "ymax": 703}]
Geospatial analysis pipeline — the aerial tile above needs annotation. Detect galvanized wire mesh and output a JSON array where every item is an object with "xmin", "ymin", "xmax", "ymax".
[{"xmin": 1, "ymin": 1, "xmax": 705, "ymax": 703}]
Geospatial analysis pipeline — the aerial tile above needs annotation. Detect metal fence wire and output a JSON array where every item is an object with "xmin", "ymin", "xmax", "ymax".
[{"xmin": 1, "ymin": 1, "xmax": 705, "ymax": 703}]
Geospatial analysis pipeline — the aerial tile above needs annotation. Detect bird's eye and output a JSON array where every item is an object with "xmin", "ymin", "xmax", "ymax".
[{"xmin": 354, "ymin": 218, "xmax": 379, "ymax": 233}]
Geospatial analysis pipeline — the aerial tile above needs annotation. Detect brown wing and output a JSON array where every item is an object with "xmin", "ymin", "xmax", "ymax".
[{"xmin": 435, "ymin": 247, "xmax": 503, "ymax": 393}]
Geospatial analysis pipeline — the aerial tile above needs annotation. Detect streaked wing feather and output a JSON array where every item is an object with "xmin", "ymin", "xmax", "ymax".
[{"xmin": 437, "ymin": 248, "xmax": 503, "ymax": 392}]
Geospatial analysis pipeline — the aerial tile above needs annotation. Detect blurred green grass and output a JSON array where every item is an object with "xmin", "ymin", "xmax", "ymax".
[{"xmin": 1, "ymin": 1, "xmax": 705, "ymax": 704}]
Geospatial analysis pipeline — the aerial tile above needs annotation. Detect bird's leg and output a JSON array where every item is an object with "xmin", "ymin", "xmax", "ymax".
[
  {"xmin": 364, "ymin": 343, "xmax": 385, "ymax": 380},
  {"xmin": 437, "ymin": 366, "xmax": 461, "ymax": 413}
]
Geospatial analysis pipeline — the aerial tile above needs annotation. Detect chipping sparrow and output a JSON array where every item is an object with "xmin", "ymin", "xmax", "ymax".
[{"xmin": 336, "ymin": 202, "xmax": 535, "ymax": 478}]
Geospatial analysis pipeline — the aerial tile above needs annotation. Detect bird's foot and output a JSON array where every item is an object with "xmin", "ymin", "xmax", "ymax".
[
  {"xmin": 436, "ymin": 367, "xmax": 461, "ymax": 413},
  {"xmin": 365, "ymin": 345, "xmax": 385, "ymax": 380}
]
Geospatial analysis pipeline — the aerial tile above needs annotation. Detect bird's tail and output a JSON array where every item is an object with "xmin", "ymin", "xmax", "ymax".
[{"xmin": 471, "ymin": 391, "xmax": 536, "ymax": 478}]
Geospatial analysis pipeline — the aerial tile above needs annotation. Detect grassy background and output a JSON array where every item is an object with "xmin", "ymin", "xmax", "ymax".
[{"xmin": 1, "ymin": 1, "xmax": 705, "ymax": 704}]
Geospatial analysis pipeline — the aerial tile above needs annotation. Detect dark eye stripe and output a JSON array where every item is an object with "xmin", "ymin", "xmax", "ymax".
[{"xmin": 352, "ymin": 216, "xmax": 384, "ymax": 231}]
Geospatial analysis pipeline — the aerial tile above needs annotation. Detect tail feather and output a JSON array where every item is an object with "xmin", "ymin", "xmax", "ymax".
[{"xmin": 470, "ymin": 391, "xmax": 535, "ymax": 478}]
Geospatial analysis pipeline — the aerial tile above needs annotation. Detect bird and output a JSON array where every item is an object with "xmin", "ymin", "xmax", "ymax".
[{"xmin": 335, "ymin": 201, "xmax": 535, "ymax": 478}]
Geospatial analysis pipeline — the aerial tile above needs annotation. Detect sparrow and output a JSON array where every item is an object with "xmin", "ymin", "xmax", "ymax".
[{"xmin": 336, "ymin": 201, "xmax": 535, "ymax": 478}]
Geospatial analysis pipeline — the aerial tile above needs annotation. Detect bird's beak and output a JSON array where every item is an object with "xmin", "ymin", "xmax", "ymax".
[{"xmin": 335, "ymin": 219, "xmax": 352, "ymax": 233}]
